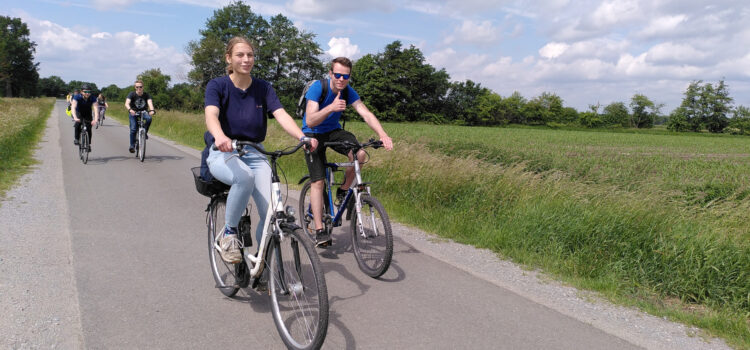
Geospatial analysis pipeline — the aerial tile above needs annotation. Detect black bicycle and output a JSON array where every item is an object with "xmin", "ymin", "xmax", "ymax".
[
  {"xmin": 298, "ymin": 139, "xmax": 393, "ymax": 278},
  {"xmin": 133, "ymin": 111, "xmax": 148, "ymax": 162},
  {"xmin": 78, "ymin": 123, "xmax": 90, "ymax": 164},
  {"xmin": 192, "ymin": 139, "xmax": 328, "ymax": 350}
]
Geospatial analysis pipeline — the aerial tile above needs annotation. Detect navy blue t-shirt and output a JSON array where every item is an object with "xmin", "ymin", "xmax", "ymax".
[
  {"xmin": 204, "ymin": 75, "xmax": 283, "ymax": 143},
  {"xmin": 301, "ymin": 79, "xmax": 360, "ymax": 133},
  {"xmin": 73, "ymin": 94, "xmax": 97, "ymax": 121}
]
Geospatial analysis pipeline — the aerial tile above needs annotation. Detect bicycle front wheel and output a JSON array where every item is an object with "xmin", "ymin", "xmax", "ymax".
[
  {"xmin": 81, "ymin": 132, "xmax": 89, "ymax": 164},
  {"xmin": 350, "ymin": 195, "xmax": 393, "ymax": 278},
  {"xmin": 208, "ymin": 198, "xmax": 241, "ymax": 297},
  {"xmin": 268, "ymin": 227, "xmax": 329, "ymax": 350},
  {"xmin": 138, "ymin": 128, "xmax": 146, "ymax": 162}
]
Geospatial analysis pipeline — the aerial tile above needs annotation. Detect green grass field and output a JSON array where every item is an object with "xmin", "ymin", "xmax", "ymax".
[
  {"xmin": 107, "ymin": 107, "xmax": 750, "ymax": 348},
  {"xmin": 0, "ymin": 97, "xmax": 55, "ymax": 200}
]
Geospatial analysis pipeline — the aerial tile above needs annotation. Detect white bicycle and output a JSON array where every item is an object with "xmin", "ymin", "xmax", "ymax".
[{"xmin": 192, "ymin": 139, "xmax": 329, "ymax": 350}]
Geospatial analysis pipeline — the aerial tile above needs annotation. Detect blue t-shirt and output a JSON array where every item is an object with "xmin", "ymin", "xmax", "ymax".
[
  {"xmin": 204, "ymin": 75, "xmax": 283, "ymax": 143},
  {"xmin": 73, "ymin": 94, "xmax": 97, "ymax": 121},
  {"xmin": 301, "ymin": 79, "xmax": 360, "ymax": 133}
]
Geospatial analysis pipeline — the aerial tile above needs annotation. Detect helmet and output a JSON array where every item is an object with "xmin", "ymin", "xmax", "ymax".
[{"xmin": 81, "ymin": 84, "xmax": 91, "ymax": 90}]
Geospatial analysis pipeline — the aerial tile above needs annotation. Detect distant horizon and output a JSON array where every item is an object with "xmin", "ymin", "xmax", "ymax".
[{"xmin": 6, "ymin": 0, "xmax": 750, "ymax": 113}]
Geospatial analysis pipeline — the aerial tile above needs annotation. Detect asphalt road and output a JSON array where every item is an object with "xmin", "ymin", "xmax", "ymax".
[{"xmin": 0, "ymin": 101, "xmax": 731, "ymax": 349}]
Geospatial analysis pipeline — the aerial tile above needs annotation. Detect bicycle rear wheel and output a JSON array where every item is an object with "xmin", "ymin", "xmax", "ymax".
[
  {"xmin": 138, "ymin": 128, "xmax": 146, "ymax": 162},
  {"xmin": 81, "ymin": 131, "xmax": 89, "ymax": 164},
  {"xmin": 350, "ymin": 195, "xmax": 393, "ymax": 278},
  {"xmin": 208, "ymin": 198, "xmax": 241, "ymax": 297},
  {"xmin": 268, "ymin": 227, "xmax": 329, "ymax": 350},
  {"xmin": 298, "ymin": 180, "xmax": 331, "ymax": 241}
]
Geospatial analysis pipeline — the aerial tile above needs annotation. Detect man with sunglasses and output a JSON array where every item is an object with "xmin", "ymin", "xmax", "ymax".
[
  {"xmin": 302, "ymin": 57, "xmax": 394, "ymax": 247},
  {"xmin": 71, "ymin": 84, "xmax": 99, "ymax": 151},
  {"xmin": 125, "ymin": 80, "xmax": 156, "ymax": 153}
]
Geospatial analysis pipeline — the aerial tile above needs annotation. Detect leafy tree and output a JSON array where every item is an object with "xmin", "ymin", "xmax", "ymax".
[
  {"xmin": 0, "ymin": 16, "xmax": 39, "ymax": 97},
  {"xmin": 559, "ymin": 107, "xmax": 579, "ymax": 125},
  {"xmin": 37, "ymin": 75, "xmax": 67, "ymax": 97},
  {"xmin": 523, "ymin": 92, "xmax": 563, "ymax": 125},
  {"xmin": 728, "ymin": 106, "xmax": 750, "ymax": 135},
  {"xmin": 474, "ymin": 91, "xmax": 508, "ymax": 126},
  {"xmin": 67, "ymin": 80, "xmax": 98, "ymax": 92},
  {"xmin": 440, "ymin": 79, "xmax": 488, "ymax": 124},
  {"xmin": 602, "ymin": 102, "xmax": 628, "ymax": 127},
  {"xmin": 351, "ymin": 41, "xmax": 450, "ymax": 122},
  {"xmin": 666, "ymin": 108, "xmax": 691, "ymax": 132},
  {"xmin": 169, "ymin": 83, "xmax": 204, "ymax": 112},
  {"xmin": 138, "ymin": 68, "xmax": 171, "ymax": 110},
  {"xmin": 702, "ymin": 80, "xmax": 732, "ymax": 133},
  {"xmin": 501, "ymin": 91, "xmax": 527, "ymax": 124},
  {"xmin": 187, "ymin": 1, "xmax": 269, "ymax": 88},
  {"xmin": 264, "ymin": 15, "xmax": 325, "ymax": 110},
  {"xmin": 675, "ymin": 80, "xmax": 733, "ymax": 132},
  {"xmin": 578, "ymin": 104, "xmax": 602, "ymax": 128},
  {"xmin": 100, "ymin": 84, "xmax": 125, "ymax": 101},
  {"xmin": 629, "ymin": 94, "xmax": 661, "ymax": 128}
]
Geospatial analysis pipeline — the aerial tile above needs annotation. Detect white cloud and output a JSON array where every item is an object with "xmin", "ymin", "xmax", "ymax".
[
  {"xmin": 24, "ymin": 15, "xmax": 190, "ymax": 89},
  {"xmin": 645, "ymin": 42, "xmax": 710, "ymax": 64},
  {"xmin": 444, "ymin": 20, "xmax": 501, "ymax": 45},
  {"xmin": 637, "ymin": 14, "xmax": 687, "ymax": 38},
  {"xmin": 285, "ymin": 0, "xmax": 394, "ymax": 18},
  {"xmin": 325, "ymin": 37, "xmax": 360, "ymax": 58},
  {"xmin": 590, "ymin": 0, "xmax": 640, "ymax": 27},
  {"xmin": 91, "ymin": 0, "xmax": 136, "ymax": 10},
  {"xmin": 539, "ymin": 42, "xmax": 569, "ymax": 59}
]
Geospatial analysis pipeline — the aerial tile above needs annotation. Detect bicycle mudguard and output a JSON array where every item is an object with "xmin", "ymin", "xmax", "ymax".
[{"xmin": 298, "ymin": 174, "xmax": 310, "ymax": 184}]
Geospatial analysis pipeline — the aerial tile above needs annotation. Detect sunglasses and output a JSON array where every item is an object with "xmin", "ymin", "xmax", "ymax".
[
  {"xmin": 135, "ymin": 86, "xmax": 143, "ymax": 89},
  {"xmin": 332, "ymin": 73, "xmax": 350, "ymax": 80},
  {"xmin": 82, "ymin": 90, "xmax": 91, "ymax": 93}
]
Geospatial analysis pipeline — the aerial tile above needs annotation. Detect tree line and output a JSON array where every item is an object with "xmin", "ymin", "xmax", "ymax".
[{"xmin": 4, "ymin": 5, "xmax": 750, "ymax": 135}]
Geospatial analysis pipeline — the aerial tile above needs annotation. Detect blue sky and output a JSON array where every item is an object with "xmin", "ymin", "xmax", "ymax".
[{"xmin": 5, "ymin": 0, "xmax": 750, "ymax": 112}]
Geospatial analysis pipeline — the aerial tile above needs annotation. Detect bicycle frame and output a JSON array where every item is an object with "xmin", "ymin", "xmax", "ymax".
[
  {"xmin": 323, "ymin": 160, "xmax": 369, "ymax": 227},
  {"xmin": 215, "ymin": 140, "xmax": 307, "ymax": 279}
]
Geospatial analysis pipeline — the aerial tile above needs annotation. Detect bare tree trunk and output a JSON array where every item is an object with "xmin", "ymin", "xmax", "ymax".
[{"xmin": 5, "ymin": 80, "xmax": 12, "ymax": 97}]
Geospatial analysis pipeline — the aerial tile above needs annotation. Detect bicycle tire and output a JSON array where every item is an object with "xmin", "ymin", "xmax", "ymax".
[
  {"xmin": 78, "ymin": 134, "xmax": 84, "ymax": 160},
  {"xmin": 81, "ymin": 131, "xmax": 89, "ymax": 164},
  {"xmin": 298, "ymin": 180, "xmax": 332, "ymax": 242},
  {"xmin": 138, "ymin": 128, "xmax": 146, "ymax": 162},
  {"xmin": 207, "ymin": 198, "xmax": 241, "ymax": 297},
  {"xmin": 268, "ymin": 227, "xmax": 329, "ymax": 350},
  {"xmin": 350, "ymin": 195, "xmax": 393, "ymax": 278}
]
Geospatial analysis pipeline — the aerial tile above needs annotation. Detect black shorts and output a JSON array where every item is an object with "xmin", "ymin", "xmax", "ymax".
[{"xmin": 304, "ymin": 129, "xmax": 358, "ymax": 182}]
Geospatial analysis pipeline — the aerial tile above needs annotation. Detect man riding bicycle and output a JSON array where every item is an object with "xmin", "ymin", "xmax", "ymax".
[
  {"xmin": 125, "ymin": 80, "xmax": 155, "ymax": 153},
  {"xmin": 96, "ymin": 93, "xmax": 108, "ymax": 123},
  {"xmin": 71, "ymin": 84, "xmax": 98, "ymax": 151},
  {"xmin": 302, "ymin": 57, "xmax": 393, "ymax": 247}
]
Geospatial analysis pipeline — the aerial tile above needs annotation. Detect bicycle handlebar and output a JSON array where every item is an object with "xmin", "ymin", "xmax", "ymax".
[{"xmin": 212, "ymin": 138, "xmax": 313, "ymax": 157}]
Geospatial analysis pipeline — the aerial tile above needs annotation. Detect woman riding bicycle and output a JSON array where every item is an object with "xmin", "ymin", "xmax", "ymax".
[{"xmin": 205, "ymin": 36, "xmax": 317, "ymax": 264}]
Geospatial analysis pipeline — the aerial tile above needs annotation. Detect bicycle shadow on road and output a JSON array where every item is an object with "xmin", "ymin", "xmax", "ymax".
[
  {"xmin": 86, "ymin": 155, "xmax": 184, "ymax": 165},
  {"xmin": 317, "ymin": 227, "xmax": 407, "ymax": 284}
]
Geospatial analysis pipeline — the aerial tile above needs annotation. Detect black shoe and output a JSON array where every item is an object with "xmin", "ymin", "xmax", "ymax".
[
  {"xmin": 73, "ymin": 139, "xmax": 79, "ymax": 146},
  {"xmin": 315, "ymin": 229, "xmax": 332, "ymax": 247},
  {"xmin": 145, "ymin": 133, "xmax": 149, "ymax": 140},
  {"xmin": 335, "ymin": 187, "xmax": 346, "ymax": 206},
  {"xmin": 86, "ymin": 146, "xmax": 91, "ymax": 152},
  {"xmin": 129, "ymin": 147, "xmax": 135, "ymax": 153}
]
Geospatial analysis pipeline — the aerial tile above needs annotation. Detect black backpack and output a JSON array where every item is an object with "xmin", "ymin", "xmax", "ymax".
[{"xmin": 296, "ymin": 79, "xmax": 349, "ymax": 129}]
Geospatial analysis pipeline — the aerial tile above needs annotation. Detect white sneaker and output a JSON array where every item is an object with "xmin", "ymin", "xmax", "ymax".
[{"xmin": 219, "ymin": 232, "xmax": 242, "ymax": 264}]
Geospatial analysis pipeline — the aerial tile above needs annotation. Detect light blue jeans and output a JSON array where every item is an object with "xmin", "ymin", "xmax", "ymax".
[{"xmin": 207, "ymin": 144, "xmax": 272, "ymax": 244}]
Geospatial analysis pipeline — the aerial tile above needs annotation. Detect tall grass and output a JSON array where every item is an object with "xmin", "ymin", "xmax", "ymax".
[
  {"xmin": 0, "ymin": 97, "xmax": 55, "ymax": 199},
  {"xmin": 110, "ymin": 108, "xmax": 750, "ymax": 348}
]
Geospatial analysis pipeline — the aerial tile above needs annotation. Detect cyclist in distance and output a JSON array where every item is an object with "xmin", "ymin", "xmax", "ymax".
[
  {"xmin": 71, "ymin": 84, "xmax": 98, "ymax": 150},
  {"xmin": 205, "ymin": 36, "xmax": 318, "ymax": 264},
  {"xmin": 302, "ymin": 56, "xmax": 393, "ymax": 247},
  {"xmin": 125, "ymin": 80, "xmax": 155, "ymax": 153},
  {"xmin": 96, "ymin": 93, "xmax": 108, "ymax": 122}
]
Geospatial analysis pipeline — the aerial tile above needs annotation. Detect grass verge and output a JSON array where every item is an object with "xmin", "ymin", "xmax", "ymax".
[{"xmin": 0, "ymin": 97, "xmax": 55, "ymax": 200}]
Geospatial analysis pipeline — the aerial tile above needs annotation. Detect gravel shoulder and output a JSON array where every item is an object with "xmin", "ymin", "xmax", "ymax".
[
  {"xmin": 0, "ymin": 104, "xmax": 732, "ymax": 349},
  {"xmin": 0, "ymin": 105, "xmax": 84, "ymax": 348}
]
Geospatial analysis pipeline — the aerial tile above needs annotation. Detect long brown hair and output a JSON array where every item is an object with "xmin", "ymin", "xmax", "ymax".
[{"xmin": 225, "ymin": 36, "xmax": 255, "ymax": 75}]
